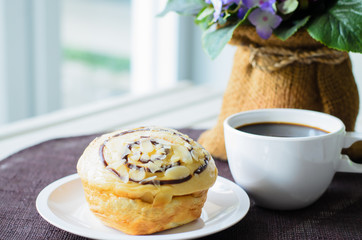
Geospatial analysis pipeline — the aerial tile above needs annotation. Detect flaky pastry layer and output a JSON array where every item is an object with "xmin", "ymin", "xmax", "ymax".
[{"xmin": 82, "ymin": 180, "xmax": 207, "ymax": 235}]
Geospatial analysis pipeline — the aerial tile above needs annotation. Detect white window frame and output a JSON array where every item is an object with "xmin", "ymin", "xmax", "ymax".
[
  {"xmin": 130, "ymin": 0, "xmax": 179, "ymax": 94},
  {"xmin": 0, "ymin": 0, "xmax": 61, "ymax": 125},
  {"xmin": 0, "ymin": 0, "xmax": 34, "ymax": 124},
  {"xmin": 0, "ymin": 0, "xmax": 180, "ymax": 124}
]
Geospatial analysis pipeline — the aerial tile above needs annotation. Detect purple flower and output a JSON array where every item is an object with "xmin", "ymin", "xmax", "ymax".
[
  {"xmin": 225, "ymin": 0, "xmax": 242, "ymax": 4},
  {"xmin": 248, "ymin": 8, "xmax": 282, "ymax": 39},
  {"xmin": 243, "ymin": 0, "xmax": 276, "ymax": 12},
  {"xmin": 206, "ymin": 0, "xmax": 243, "ymax": 22},
  {"xmin": 237, "ymin": 6, "xmax": 248, "ymax": 19},
  {"xmin": 207, "ymin": 0, "xmax": 223, "ymax": 22}
]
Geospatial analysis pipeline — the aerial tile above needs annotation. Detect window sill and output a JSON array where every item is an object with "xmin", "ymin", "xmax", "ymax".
[
  {"xmin": 0, "ymin": 82, "xmax": 223, "ymax": 161},
  {"xmin": 2, "ymin": 81, "xmax": 361, "ymax": 161}
]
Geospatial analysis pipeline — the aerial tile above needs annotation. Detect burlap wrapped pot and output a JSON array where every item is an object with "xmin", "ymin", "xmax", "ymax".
[{"xmin": 198, "ymin": 26, "xmax": 360, "ymax": 161}]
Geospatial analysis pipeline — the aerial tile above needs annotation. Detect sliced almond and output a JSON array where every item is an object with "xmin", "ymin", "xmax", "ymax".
[
  {"xmin": 191, "ymin": 149, "xmax": 201, "ymax": 161},
  {"xmin": 165, "ymin": 165, "xmax": 190, "ymax": 179},
  {"xmin": 129, "ymin": 168, "xmax": 146, "ymax": 181},
  {"xmin": 140, "ymin": 176, "xmax": 157, "ymax": 184},
  {"xmin": 151, "ymin": 154, "xmax": 166, "ymax": 161},
  {"xmin": 128, "ymin": 151, "xmax": 141, "ymax": 161},
  {"xmin": 109, "ymin": 160, "xmax": 124, "ymax": 170},
  {"xmin": 122, "ymin": 145, "xmax": 131, "ymax": 155},
  {"xmin": 173, "ymin": 145, "xmax": 192, "ymax": 164},
  {"xmin": 140, "ymin": 153, "xmax": 151, "ymax": 163},
  {"xmin": 184, "ymin": 142, "xmax": 192, "ymax": 150},
  {"xmin": 148, "ymin": 162, "xmax": 160, "ymax": 173},
  {"xmin": 140, "ymin": 139, "xmax": 154, "ymax": 153},
  {"xmin": 153, "ymin": 160, "xmax": 163, "ymax": 167},
  {"xmin": 170, "ymin": 153, "xmax": 180, "ymax": 163},
  {"xmin": 114, "ymin": 165, "xmax": 129, "ymax": 183}
]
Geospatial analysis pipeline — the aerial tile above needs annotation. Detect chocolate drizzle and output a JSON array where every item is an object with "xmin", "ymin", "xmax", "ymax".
[
  {"xmin": 125, "ymin": 161, "xmax": 181, "ymax": 173},
  {"xmin": 194, "ymin": 156, "xmax": 209, "ymax": 174},
  {"xmin": 99, "ymin": 127, "xmax": 209, "ymax": 185},
  {"xmin": 139, "ymin": 158, "xmax": 152, "ymax": 164},
  {"xmin": 99, "ymin": 144, "xmax": 108, "ymax": 167},
  {"xmin": 134, "ymin": 174, "xmax": 193, "ymax": 185}
]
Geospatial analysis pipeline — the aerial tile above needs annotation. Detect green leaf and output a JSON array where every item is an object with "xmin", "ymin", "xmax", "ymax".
[
  {"xmin": 195, "ymin": 16, "xmax": 214, "ymax": 31},
  {"xmin": 274, "ymin": 16, "xmax": 310, "ymax": 40},
  {"xmin": 194, "ymin": 7, "xmax": 214, "ymax": 30},
  {"xmin": 158, "ymin": 0, "xmax": 207, "ymax": 17},
  {"xmin": 196, "ymin": 6, "xmax": 214, "ymax": 21},
  {"xmin": 202, "ymin": 22, "xmax": 242, "ymax": 60},
  {"xmin": 307, "ymin": 0, "xmax": 362, "ymax": 53},
  {"xmin": 277, "ymin": 0, "xmax": 299, "ymax": 14},
  {"xmin": 201, "ymin": 7, "xmax": 254, "ymax": 59}
]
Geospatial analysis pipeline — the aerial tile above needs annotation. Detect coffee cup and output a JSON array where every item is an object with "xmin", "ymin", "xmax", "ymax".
[{"xmin": 224, "ymin": 108, "xmax": 362, "ymax": 210}]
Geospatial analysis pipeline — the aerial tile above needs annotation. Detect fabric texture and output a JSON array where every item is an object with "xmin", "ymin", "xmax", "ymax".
[
  {"xmin": 0, "ymin": 129, "xmax": 361, "ymax": 240},
  {"xmin": 198, "ymin": 26, "xmax": 360, "ymax": 160}
]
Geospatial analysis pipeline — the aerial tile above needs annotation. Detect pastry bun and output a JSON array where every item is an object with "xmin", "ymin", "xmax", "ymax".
[{"xmin": 77, "ymin": 126, "xmax": 218, "ymax": 235}]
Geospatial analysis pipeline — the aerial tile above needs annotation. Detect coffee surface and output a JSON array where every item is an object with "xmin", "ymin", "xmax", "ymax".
[{"xmin": 236, "ymin": 122, "xmax": 328, "ymax": 137}]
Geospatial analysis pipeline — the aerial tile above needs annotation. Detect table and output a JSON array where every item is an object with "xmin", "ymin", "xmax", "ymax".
[{"xmin": 0, "ymin": 129, "xmax": 361, "ymax": 240}]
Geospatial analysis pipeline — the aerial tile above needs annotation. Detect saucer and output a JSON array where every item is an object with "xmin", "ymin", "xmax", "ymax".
[{"xmin": 36, "ymin": 174, "xmax": 250, "ymax": 240}]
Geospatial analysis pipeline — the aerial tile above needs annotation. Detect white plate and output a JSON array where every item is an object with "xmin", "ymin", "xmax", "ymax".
[{"xmin": 36, "ymin": 174, "xmax": 250, "ymax": 240}]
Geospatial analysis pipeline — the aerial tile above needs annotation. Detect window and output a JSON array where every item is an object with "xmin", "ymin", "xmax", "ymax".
[
  {"xmin": 62, "ymin": 0, "xmax": 132, "ymax": 108},
  {"xmin": 1, "ymin": 0, "xmax": 361, "ymax": 127},
  {"xmin": 0, "ymin": 0, "xmax": 179, "ymax": 125}
]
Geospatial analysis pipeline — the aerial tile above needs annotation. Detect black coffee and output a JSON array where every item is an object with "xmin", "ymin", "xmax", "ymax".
[{"xmin": 236, "ymin": 122, "xmax": 329, "ymax": 137}]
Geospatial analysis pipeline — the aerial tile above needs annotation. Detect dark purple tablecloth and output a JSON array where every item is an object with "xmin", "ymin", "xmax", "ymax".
[{"xmin": 0, "ymin": 129, "xmax": 361, "ymax": 240}]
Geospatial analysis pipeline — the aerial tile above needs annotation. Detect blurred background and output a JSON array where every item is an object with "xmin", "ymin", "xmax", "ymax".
[{"xmin": 0, "ymin": 0, "xmax": 361, "ymax": 126}]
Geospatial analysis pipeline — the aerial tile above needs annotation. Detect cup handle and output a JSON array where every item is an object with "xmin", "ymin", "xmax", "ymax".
[{"xmin": 336, "ymin": 132, "xmax": 362, "ymax": 173}]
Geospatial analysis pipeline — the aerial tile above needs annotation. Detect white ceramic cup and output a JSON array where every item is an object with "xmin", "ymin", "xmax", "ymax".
[{"xmin": 224, "ymin": 108, "xmax": 362, "ymax": 210}]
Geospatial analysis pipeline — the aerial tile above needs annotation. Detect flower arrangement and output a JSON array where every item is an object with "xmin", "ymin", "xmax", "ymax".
[{"xmin": 160, "ymin": 0, "xmax": 362, "ymax": 59}]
